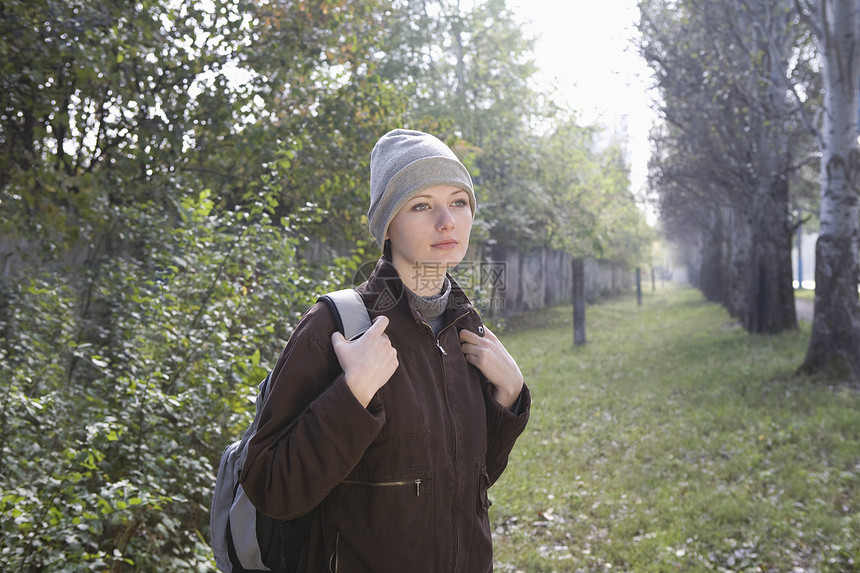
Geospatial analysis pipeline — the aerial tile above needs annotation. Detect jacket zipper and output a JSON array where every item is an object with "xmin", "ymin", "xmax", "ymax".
[
  {"xmin": 341, "ymin": 478, "xmax": 423, "ymax": 496},
  {"xmin": 428, "ymin": 309, "xmax": 470, "ymax": 355},
  {"xmin": 431, "ymin": 309, "xmax": 471, "ymax": 568}
]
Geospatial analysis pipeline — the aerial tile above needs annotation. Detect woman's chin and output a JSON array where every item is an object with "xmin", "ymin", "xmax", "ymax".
[{"xmin": 426, "ymin": 250, "xmax": 466, "ymax": 269}]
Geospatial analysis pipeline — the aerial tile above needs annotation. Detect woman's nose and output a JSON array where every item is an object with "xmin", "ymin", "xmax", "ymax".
[{"xmin": 437, "ymin": 207, "xmax": 456, "ymax": 230}]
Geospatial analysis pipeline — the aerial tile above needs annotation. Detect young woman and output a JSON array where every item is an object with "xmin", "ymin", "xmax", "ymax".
[{"xmin": 241, "ymin": 129, "xmax": 530, "ymax": 572}]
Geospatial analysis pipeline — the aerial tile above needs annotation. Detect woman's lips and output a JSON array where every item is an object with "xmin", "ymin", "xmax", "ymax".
[{"xmin": 431, "ymin": 239, "xmax": 459, "ymax": 250}]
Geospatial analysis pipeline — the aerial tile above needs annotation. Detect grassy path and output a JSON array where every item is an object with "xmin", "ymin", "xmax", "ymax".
[{"xmin": 491, "ymin": 284, "xmax": 859, "ymax": 572}]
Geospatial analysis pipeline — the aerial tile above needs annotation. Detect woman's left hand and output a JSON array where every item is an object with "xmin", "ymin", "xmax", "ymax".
[{"xmin": 459, "ymin": 326, "xmax": 524, "ymax": 409}]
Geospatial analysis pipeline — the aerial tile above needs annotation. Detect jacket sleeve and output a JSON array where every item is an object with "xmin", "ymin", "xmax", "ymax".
[
  {"xmin": 240, "ymin": 302, "xmax": 385, "ymax": 520},
  {"xmin": 482, "ymin": 380, "xmax": 531, "ymax": 485}
]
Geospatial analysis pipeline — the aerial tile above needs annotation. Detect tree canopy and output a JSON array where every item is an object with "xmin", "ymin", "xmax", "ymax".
[
  {"xmin": 640, "ymin": 0, "xmax": 818, "ymax": 332},
  {"xmin": 0, "ymin": 0, "xmax": 652, "ymax": 570},
  {"xmin": 640, "ymin": 0, "xmax": 860, "ymax": 374}
]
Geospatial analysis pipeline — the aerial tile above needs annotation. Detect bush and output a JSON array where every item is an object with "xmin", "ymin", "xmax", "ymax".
[{"xmin": 0, "ymin": 191, "xmax": 360, "ymax": 571}]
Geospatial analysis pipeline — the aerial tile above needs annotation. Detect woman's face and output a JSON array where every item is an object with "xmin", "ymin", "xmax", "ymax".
[{"xmin": 386, "ymin": 185, "xmax": 472, "ymax": 287}]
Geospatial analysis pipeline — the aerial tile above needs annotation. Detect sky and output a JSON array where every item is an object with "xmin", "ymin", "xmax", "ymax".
[{"xmin": 506, "ymin": 0, "xmax": 658, "ymax": 198}]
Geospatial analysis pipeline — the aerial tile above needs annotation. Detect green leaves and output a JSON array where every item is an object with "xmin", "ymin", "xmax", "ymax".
[
  {"xmin": 0, "ymin": 191, "xmax": 342, "ymax": 569},
  {"xmin": 382, "ymin": 0, "xmax": 651, "ymax": 266},
  {"xmin": 0, "ymin": 1, "xmax": 658, "ymax": 570}
]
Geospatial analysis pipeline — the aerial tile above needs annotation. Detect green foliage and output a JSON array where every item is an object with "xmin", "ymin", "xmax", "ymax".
[
  {"xmin": 539, "ymin": 124, "xmax": 656, "ymax": 266},
  {"xmin": 381, "ymin": 0, "xmax": 653, "ymax": 265},
  {"xmin": 0, "ymin": 189, "xmax": 358, "ymax": 570},
  {"xmin": 492, "ymin": 285, "xmax": 859, "ymax": 571},
  {"xmin": 0, "ymin": 0, "xmax": 253, "ymax": 239},
  {"xmin": 1, "ymin": 0, "xmax": 656, "ymax": 570}
]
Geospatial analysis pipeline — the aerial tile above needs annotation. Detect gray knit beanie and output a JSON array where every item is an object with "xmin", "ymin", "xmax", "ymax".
[{"xmin": 367, "ymin": 129, "xmax": 476, "ymax": 249}]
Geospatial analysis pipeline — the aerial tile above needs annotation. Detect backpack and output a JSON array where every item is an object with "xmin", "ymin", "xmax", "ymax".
[{"xmin": 210, "ymin": 288, "xmax": 372, "ymax": 573}]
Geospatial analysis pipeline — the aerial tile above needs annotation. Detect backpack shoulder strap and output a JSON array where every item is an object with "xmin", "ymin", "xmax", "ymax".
[
  {"xmin": 213, "ymin": 288, "xmax": 371, "ymax": 571},
  {"xmin": 319, "ymin": 288, "xmax": 372, "ymax": 341}
]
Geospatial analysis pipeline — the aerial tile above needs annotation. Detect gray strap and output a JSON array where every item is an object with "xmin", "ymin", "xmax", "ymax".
[
  {"xmin": 323, "ymin": 288, "xmax": 372, "ymax": 341},
  {"xmin": 229, "ymin": 485, "xmax": 270, "ymax": 570}
]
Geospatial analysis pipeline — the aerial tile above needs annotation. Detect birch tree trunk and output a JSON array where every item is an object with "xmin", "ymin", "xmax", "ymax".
[{"xmin": 800, "ymin": 0, "xmax": 860, "ymax": 377}]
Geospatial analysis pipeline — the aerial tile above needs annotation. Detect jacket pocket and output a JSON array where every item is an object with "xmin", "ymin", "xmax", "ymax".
[
  {"xmin": 468, "ymin": 459, "xmax": 494, "ymax": 572},
  {"xmin": 326, "ymin": 469, "xmax": 435, "ymax": 572},
  {"xmin": 330, "ymin": 525, "xmax": 435, "ymax": 573},
  {"xmin": 477, "ymin": 459, "xmax": 492, "ymax": 513},
  {"xmin": 332, "ymin": 468, "xmax": 432, "ymax": 536}
]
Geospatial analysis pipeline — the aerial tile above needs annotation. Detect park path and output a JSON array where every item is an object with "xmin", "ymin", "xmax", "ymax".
[{"xmin": 796, "ymin": 298, "xmax": 814, "ymax": 322}]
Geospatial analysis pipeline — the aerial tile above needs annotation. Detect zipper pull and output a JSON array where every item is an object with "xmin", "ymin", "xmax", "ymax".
[
  {"xmin": 415, "ymin": 479, "xmax": 422, "ymax": 496},
  {"xmin": 435, "ymin": 339, "xmax": 447, "ymax": 355}
]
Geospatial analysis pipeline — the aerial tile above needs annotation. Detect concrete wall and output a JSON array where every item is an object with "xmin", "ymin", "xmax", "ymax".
[
  {"xmin": 480, "ymin": 246, "xmax": 634, "ymax": 317},
  {"xmin": 4, "ymin": 231, "xmax": 636, "ymax": 321}
]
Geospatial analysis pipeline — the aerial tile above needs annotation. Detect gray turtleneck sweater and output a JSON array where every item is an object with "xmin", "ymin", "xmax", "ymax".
[{"xmin": 407, "ymin": 277, "xmax": 452, "ymax": 336}]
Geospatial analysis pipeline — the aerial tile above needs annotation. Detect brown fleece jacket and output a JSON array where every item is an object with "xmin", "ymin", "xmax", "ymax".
[{"xmin": 241, "ymin": 256, "xmax": 530, "ymax": 573}]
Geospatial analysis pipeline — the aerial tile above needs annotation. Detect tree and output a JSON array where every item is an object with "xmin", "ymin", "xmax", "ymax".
[
  {"xmin": 540, "ymin": 121, "xmax": 654, "ymax": 267},
  {"xmin": 213, "ymin": 0, "xmax": 408, "ymax": 250},
  {"xmin": 383, "ymin": 0, "xmax": 652, "ymax": 263},
  {"xmin": 0, "ymin": 1, "xmax": 397, "ymax": 569},
  {"xmin": 414, "ymin": 0, "xmax": 551, "ymax": 250},
  {"xmin": 795, "ymin": 0, "xmax": 860, "ymax": 377},
  {"xmin": 0, "ymin": 1, "xmax": 657, "ymax": 568},
  {"xmin": 639, "ymin": 0, "xmax": 811, "ymax": 333}
]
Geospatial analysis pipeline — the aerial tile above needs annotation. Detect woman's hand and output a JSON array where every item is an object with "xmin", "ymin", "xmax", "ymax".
[
  {"xmin": 459, "ymin": 326, "xmax": 524, "ymax": 409},
  {"xmin": 332, "ymin": 316, "xmax": 399, "ymax": 408}
]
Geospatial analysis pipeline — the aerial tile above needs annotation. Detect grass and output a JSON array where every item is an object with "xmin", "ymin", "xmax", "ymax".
[{"xmin": 490, "ymin": 283, "xmax": 860, "ymax": 572}]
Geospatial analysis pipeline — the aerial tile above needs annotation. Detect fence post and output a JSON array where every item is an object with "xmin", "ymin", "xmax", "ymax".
[{"xmin": 572, "ymin": 257, "xmax": 586, "ymax": 346}]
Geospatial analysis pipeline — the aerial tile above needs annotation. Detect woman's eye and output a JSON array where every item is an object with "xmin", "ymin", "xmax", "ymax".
[
  {"xmin": 452, "ymin": 198, "xmax": 468, "ymax": 207},
  {"xmin": 411, "ymin": 203, "xmax": 430, "ymax": 211}
]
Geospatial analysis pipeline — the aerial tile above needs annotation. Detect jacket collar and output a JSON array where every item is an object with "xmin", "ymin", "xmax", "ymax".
[{"xmin": 358, "ymin": 256, "xmax": 482, "ymax": 332}]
